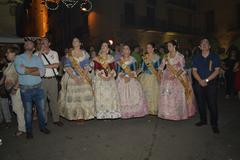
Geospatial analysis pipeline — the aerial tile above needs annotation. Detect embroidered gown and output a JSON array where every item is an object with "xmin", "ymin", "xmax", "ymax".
[
  {"xmin": 139, "ymin": 54, "xmax": 160, "ymax": 115},
  {"xmin": 116, "ymin": 56, "xmax": 148, "ymax": 119},
  {"xmin": 158, "ymin": 52, "xmax": 196, "ymax": 120},
  {"xmin": 59, "ymin": 51, "xmax": 95, "ymax": 120},
  {"xmin": 93, "ymin": 55, "xmax": 121, "ymax": 119}
]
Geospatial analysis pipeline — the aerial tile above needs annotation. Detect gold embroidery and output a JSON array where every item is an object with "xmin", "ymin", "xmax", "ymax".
[
  {"xmin": 67, "ymin": 51, "xmax": 92, "ymax": 86},
  {"xmin": 118, "ymin": 58, "xmax": 135, "ymax": 78},
  {"xmin": 97, "ymin": 54, "xmax": 112, "ymax": 75},
  {"xmin": 165, "ymin": 57, "xmax": 192, "ymax": 103},
  {"xmin": 142, "ymin": 55, "xmax": 158, "ymax": 77}
]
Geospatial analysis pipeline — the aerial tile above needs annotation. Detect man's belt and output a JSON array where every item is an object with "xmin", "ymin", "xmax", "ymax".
[{"xmin": 43, "ymin": 76, "xmax": 56, "ymax": 79}]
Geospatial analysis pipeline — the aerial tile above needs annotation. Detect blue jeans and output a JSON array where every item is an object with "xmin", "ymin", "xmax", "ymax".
[{"xmin": 20, "ymin": 86, "xmax": 46, "ymax": 134}]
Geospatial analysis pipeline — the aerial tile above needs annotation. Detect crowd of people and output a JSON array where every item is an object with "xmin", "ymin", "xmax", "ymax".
[{"xmin": 0, "ymin": 36, "xmax": 240, "ymax": 141}]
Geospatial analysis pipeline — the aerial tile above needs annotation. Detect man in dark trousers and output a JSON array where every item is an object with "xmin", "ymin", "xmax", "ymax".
[{"xmin": 192, "ymin": 38, "xmax": 220, "ymax": 134}]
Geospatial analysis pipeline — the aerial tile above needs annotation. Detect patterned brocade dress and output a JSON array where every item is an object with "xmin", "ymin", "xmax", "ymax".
[
  {"xmin": 116, "ymin": 56, "xmax": 148, "ymax": 119},
  {"xmin": 158, "ymin": 52, "xmax": 196, "ymax": 120},
  {"xmin": 59, "ymin": 51, "xmax": 95, "ymax": 120},
  {"xmin": 93, "ymin": 55, "xmax": 121, "ymax": 119},
  {"xmin": 139, "ymin": 54, "xmax": 160, "ymax": 115}
]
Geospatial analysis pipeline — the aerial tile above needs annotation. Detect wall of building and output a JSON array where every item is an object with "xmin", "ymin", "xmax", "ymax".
[
  {"xmin": 88, "ymin": 0, "xmax": 201, "ymax": 49},
  {"xmin": 0, "ymin": 3, "xmax": 16, "ymax": 36},
  {"xmin": 199, "ymin": 0, "xmax": 240, "ymax": 49}
]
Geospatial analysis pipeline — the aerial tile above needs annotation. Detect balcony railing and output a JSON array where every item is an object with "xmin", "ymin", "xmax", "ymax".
[
  {"xmin": 120, "ymin": 14, "xmax": 203, "ymax": 34},
  {"xmin": 120, "ymin": 14, "xmax": 166, "ymax": 30},
  {"xmin": 166, "ymin": 0, "xmax": 196, "ymax": 10}
]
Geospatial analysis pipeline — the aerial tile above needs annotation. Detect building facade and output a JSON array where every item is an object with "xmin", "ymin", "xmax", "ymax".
[
  {"xmin": 198, "ymin": 0, "xmax": 240, "ymax": 50},
  {"xmin": 88, "ymin": 0, "xmax": 202, "ymax": 49},
  {"xmin": 0, "ymin": 1, "xmax": 18, "ymax": 36},
  {"xmin": 3, "ymin": 0, "xmax": 239, "ymax": 52}
]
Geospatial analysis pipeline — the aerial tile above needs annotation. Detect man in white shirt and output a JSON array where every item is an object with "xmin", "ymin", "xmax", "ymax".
[{"xmin": 37, "ymin": 38, "xmax": 63, "ymax": 127}]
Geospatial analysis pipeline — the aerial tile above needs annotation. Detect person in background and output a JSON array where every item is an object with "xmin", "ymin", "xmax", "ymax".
[
  {"xmin": 114, "ymin": 44, "xmax": 122, "ymax": 62},
  {"xmin": 0, "ymin": 52, "xmax": 11, "ymax": 128},
  {"xmin": 36, "ymin": 38, "xmax": 63, "ymax": 127},
  {"xmin": 223, "ymin": 47, "xmax": 239, "ymax": 99},
  {"xmin": 89, "ymin": 46, "xmax": 95, "ymax": 53},
  {"xmin": 90, "ymin": 50, "xmax": 97, "ymax": 59},
  {"xmin": 4, "ymin": 47, "xmax": 26, "ymax": 136},
  {"xmin": 234, "ymin": 57, "xmax": 240, "ymax": 100},
  {"xmin": 58, "ymin": 48, "xmax": 69, "ymax": 78},
  {"xmin": 14, "ymin": 39, "xmax": 50, "ymax": 139},
  {"xmin": 35, "ymin": 39, "xmax": 42, "ymax": 53},
  {"xmin": 192, "ymin": 38, "xmax": 220, "ymax": 134},
  {"xmin": 131, "ymin": 45, "xmax": 142, "ymax": 69},
  {"xmin": 158, "ymin": 46, "xmax": 166, "ymax": 60},
  {"xmin": 183, "ymin": 49, "xmax": 193, "ymax": 82},
  {"xmin": 218, "ymin": 48, "xmax": 227, "ymax": 86}
]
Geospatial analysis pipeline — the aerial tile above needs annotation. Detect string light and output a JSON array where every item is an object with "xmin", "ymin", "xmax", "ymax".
[
  {"xmin": 80, "ymin": 0, "xmax": 92, "ymax": 12},
  {"xmin": 45, "ymin": 0, "xmax": 60, "ymax": 10},
  {"xmin": 61, "ymin": 0, "xmax": 79, "ymax": 8},
  {"xmin": 44, "ymin": 0, "xmax": 92, "ymax": 11}
]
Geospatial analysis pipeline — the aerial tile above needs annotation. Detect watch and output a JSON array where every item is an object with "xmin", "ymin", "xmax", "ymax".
[{"xmin": 205, "ymin": 79, "xmax": 209, "ymax": 83}]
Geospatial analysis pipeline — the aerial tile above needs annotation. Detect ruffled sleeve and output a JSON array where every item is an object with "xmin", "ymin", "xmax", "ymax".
[{"xmin": 64, "ymin": 57, "xmax": 72, "ymax": 68}]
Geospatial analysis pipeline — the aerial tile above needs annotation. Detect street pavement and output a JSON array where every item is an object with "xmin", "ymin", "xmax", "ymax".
[{"xmin": 0, "ymin": 90, "xmax": 240, "ymax": 160}]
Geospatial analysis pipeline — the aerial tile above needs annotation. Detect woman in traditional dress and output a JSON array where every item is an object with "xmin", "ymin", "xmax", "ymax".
[
  {"xmin": 93, "ymin": 42, "xmax": 121, "ymax": 119},
  {"xmin": 139, "ymin": 43, "xmax": 160, "ymax": 115},
  {"xmin": 116, "ymin": 44, "xmax": 148, "ymax": 119},
  {"xmin": 158, "ymin": 40, "xmax": 196, "ymax": 120},
  {"xmin": 59, "ymin": 37, "xmax": 95, "ymax": 122}
]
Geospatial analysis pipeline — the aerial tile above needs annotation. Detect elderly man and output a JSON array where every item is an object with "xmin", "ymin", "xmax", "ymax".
[{"xmin": 36, "ymin": 38, "xmax": 63, "ymax": 127}]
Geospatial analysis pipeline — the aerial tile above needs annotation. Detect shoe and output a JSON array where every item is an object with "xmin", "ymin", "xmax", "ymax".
[
  {"xmin": 26, "ymin": 133, "xmax": 33, "ymax": 139},
  {"xmin": 15, "ymin": 130, "xmax": 25, "ymax": 137},
  {"xmin": 212, "ymin": 127, "xmax": 220, "ymax": 134},
  {"xmin": 195, "ymin": 121, "xmax": 207, "ymax": 127},
  {"xmin": 40, "ymin": 128, "xmax": 50, "ymax": 134},
  {"xmin": 53, "ymin": 121, "xmax": 64, "ymax": 127}
]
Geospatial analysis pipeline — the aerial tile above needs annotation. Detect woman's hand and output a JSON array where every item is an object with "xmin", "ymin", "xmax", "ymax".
[
  {"xmin": 71, "ymin": 75, "xmax": 81, "ymax": 84},
  {"xmin": 124, "ymin": 76, "xmax": 130, "ymax": 83},
  {"xmin": 119, "ymin": 73, "xmax": 125, "ymax": 79},
  {"xmin": 157, "ymin": 74, "xmax": 161, "ymax": 82},
  {"xmin": 98, "ymin": 72, "xmax": 110, "ymax": 81},
  {"xmin": 167, "ymin": 72, "xmax": 176, "ymax": 80}
]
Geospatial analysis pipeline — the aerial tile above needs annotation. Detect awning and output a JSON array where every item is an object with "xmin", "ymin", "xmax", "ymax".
[{"xmin": 0, "ymin": 36, "xmax": 24, "ymax": 44}]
